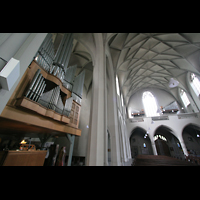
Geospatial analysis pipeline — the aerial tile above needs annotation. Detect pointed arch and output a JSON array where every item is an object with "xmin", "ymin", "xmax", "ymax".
[
  {"xmin": 154, "ymin": 125, "xmax": 185, "ymax": 159},
  {"xmin": 142, "ymin": 91, "xmax": 159, "ymax": 117}
]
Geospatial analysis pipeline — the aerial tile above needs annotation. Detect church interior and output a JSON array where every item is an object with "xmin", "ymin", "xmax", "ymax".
[{"xmin": 0, "ymin": 33, "xmax": 200, "ymax": 166}]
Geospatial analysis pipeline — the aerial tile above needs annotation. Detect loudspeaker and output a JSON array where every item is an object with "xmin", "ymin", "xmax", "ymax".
[{"xmin": 169, "ymin": 78, "xmax": 179, "ymax": 88}]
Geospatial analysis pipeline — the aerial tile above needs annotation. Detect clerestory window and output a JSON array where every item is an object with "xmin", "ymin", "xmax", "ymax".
[
  {"xmin": 142, "ymin": 91, "xmax": 159, "ymax": 117},
  {"xmin": 190, "ymin": 73, "xmax": 200, "ymax": 97},
  {"xmin": 180, "ymin": 89, "xmax": 190, "ymax": 107},
  {"xmin": 116, "ymin": 76, "xmax": 120, "ymax": 96}
]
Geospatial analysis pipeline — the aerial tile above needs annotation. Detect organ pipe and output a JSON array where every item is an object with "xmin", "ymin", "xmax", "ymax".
[{"xmin": 31, "ymin": 33, "xmax": 85, "ymax": 118}]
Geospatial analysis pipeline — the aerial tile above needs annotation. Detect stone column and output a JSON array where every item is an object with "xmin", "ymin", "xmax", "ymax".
[
  {"xmin": 149, "ymin": 134, "xmax": 158, "ymax": 155},
  {"xmin": 178, "ymin": 135, "xmax": 188, "ymax": 157},
  {"xmin": 86, "ymin": 33, "xmax": 106, "ymax": 166},
  {"xmin": 105, "ymin": 46, "xmax": 121, "ymax": 166}
]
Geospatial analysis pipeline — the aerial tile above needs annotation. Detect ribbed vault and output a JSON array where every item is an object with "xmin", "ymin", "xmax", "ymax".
[{"xmin": 108, "ymin": 33, "xmax": 200, "ymax": 105}]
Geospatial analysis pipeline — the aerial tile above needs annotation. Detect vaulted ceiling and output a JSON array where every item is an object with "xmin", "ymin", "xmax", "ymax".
[
  {"xmin": 108, "ymin": 33, "xmax": 200, "ymax": 105},
  {"xmin": 52, "ymin": 33, "xmax": 200, "ymax": 106}
]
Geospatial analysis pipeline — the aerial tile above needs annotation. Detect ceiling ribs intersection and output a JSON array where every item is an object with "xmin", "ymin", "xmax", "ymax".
[{"xmin": 109, "ymin": 33, "xmax": 200, "ymax": 103}]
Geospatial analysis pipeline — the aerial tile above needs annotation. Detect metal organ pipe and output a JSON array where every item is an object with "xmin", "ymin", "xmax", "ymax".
[
  {"xmin": 35, "ymin": 81, "xmax": 45, "ymax": 102},
  {"xmin": 25, "ymin": 69, "xmax": 41, "ymax": 98},
  {"xmin": 63, "ymin": 42, "xmax": 73, "ymax": 73},
  {"xmin": 36, "ymin": 33, "xmax": 55, "ymax": 72},
  {"xmin": 25, "ymin": 69, "xmax": 47, "ymax": 103},
  {"xmin": 30, "ymin": 33, "xmax": 87, "ymax": 116},
  {"xmin": 53, "ymin": 33, "xmax": 68, "ymax": 65},
  {"xmin": 52, "ymin": 33, "xmax": 73, "ymax": 80},
  {"xmin": 61, "ymin": 34, "xmax": 73, "ymax": 67},
  {"xmin": 29, "ymin": 74, "xmax": 43, "ymax": 99},
  {"xmin": 32, "ymin": 77, "xmax": 44, "ymax": 101},
  {"xmin": 48, "ymin": 87, "xmax": 56, "ymax": 109},
  {"xmin": 57, "ymin": 33, "xmax": 70, "ymax": 67}
]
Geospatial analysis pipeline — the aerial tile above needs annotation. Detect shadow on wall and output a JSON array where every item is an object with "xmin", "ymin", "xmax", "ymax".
[
  {"xmin": 130, "ymin": 127, "xmax": 153, "ymax": 158},
  {"xmin": 154, "ymin": 125, "xmax": 185, "ymax": 159},
  {"xmin": 182, "ymin": 124, "xmax": 200, "ymax": 156}
]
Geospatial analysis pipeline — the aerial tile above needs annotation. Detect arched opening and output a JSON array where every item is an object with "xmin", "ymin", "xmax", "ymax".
[
  {"xmin": 182, "ymin": 124, "xmax": 200, "ymax": 156},
  {"xmin": 154, "ymin": 126, "xmax": 185, "ymax": 159},
  {"xmin": 130, "ymin": 127, "xmax": 153, "ymax": 158},
  {"xmin": 190, "ymin": 73, "xmax": 200, "ymax": 97},
  {"xmin": 142, "ymin": 91, "xmax": 159, "ymax": 117},
  {"xmin": 107, "ymin": 130, "xmax": 111, "ymax": 165}
]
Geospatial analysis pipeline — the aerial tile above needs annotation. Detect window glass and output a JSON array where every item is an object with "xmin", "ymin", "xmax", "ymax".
[
  {"xmin": 191, "ymin": 73, "xmax": 200, "ymax": 96},
  {"xmin": 116, "ymin": 76, "xmax": 120, "ymax": 96},
  {"xmin": 180, "ymin": 89, "xmax": 190, "ymax": 107},
  {"xmin": 142, "ymin": 91, "xmax": 159, "ymax": 117}
]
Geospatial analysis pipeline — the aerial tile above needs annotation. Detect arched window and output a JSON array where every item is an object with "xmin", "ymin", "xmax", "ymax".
[
  {"xmin": 180, "ymin": 89, "xmax": 190, "ymax": 107},
  {"xmin": 190, "ymin": 73, "xmax": 200, "ymax": 97},
  {"xmin": 121, "ymin": 93, "xmax": 124, "ymax": 107},
  {"xmin": 116, "ymin": 76, "xmax": 120, "ymax": 96},
  {"xmin": 142, "ymin": 91, "xmax": 159, "ymax": 117}
]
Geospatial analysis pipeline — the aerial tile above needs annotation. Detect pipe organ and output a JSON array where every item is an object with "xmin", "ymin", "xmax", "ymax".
[
  {"xmin": 30, "ymin": 33, "xmax": 85, "ymax": 123},
  {"xmin": 1, "ymin": 33, "xmax": 85, "ymax": 138}
]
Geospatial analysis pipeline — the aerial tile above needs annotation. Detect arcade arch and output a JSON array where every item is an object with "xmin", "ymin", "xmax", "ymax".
[
  {"xmin": 154, "ymin": 125, "xmax": 185, "ymax": 159},
  {"xmin": 130, "ymin": 127, "xmax": 153, "ymax": 158},
  {"xmin": 182, "ymin": 124, "xmax": 200, "ymax": 156}
]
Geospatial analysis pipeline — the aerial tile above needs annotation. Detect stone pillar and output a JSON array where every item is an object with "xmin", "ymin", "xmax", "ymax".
[
  {"xmin": 124, "ymin": 122, "xmax": 132, "ymax": 159},
  {"xmin": 149, "ymin": 134, "xmax": 158, "ymax": 155},
  {"xmin": 105, "ymin": 46, "xmax": 121, "ymax": 166},
  {"xmin": 86, "ymin": 33, "xmax": 106, "ymax": 166},
  {"xmin": 178, "ymin": 135, "xmax": 188, "ymax": 157}
]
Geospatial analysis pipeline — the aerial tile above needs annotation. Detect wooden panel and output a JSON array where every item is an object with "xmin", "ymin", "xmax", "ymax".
[
  {"xmin": 16, "ymin": 97, "xmax": 70, "ymax": 124},
  {"xmin": 68, "ymin": 101, "xmax": 81, "ymax": 128},
  {"xmin": 0, "ymin": 150, "xmax": 47, "ymax": 166},
  {"xmin": 0, "ymin": 60, "xmax": 82, "ymax": 138},
  {"xmin": 1, "ymin": 106, "xmax": 81, "ymax": 136}
]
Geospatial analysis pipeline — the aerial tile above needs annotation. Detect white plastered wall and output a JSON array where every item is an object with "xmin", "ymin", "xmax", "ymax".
[
  {"xmin": 0, "ymin": 33, "xmax": 47, "ymax": 115},
  {"xmin": 126, "ymin": 114, "xmax": 200, "ymax": 157}
]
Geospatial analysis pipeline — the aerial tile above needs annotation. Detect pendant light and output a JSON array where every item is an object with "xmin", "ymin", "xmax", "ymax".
[{"xmin": 169, "ymin": 78, "xmax": 179, "ymax": 88}]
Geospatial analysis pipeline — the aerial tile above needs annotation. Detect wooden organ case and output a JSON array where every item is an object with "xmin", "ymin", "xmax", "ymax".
[{"xmin": 0, "ymin": 33, "xmax": 85, "ymax": 166}]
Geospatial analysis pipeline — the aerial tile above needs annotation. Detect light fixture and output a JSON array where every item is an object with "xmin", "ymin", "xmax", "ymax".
[
  {"xmin": 169, "ymin": 78, "xmax": 179, "ymax": 88},
  {"xmin": 20, "ymin": 139, "xmax": 27, "ymax": 144}
]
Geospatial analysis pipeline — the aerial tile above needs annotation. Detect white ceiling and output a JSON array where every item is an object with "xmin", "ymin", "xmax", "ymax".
[
  {"xmin": 108, "ymin": 33, "xmax": 200, "ymax": 105},
  {"xmin": 52, "ymin": 33, "xmax": 200, "ymax": 106}
]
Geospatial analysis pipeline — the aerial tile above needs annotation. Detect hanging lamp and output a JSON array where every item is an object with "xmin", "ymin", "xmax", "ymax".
[{"xmin": 169, "ymin": 78, "xmax": 179, "ymax": 88}]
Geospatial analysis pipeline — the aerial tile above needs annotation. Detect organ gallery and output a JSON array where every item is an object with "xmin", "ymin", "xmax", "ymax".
[{"xmin": 0, "ymin": 33, "xmax": 84, "ymax": 166}]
